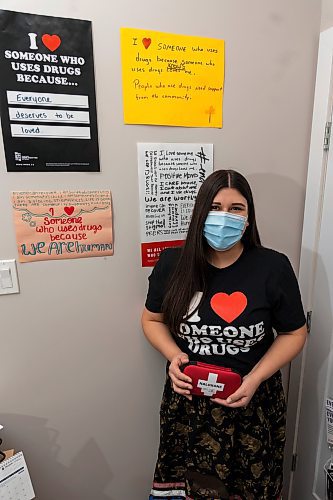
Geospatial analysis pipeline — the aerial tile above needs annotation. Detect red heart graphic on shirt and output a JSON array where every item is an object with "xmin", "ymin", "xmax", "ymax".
[
  {"xmin": 64, "ymin": 206, "xmax": 74, "ymax": 216},
  {"xmin": 210, "ymin": 292, "xmax": 247, "ymax": 323},
  {"xmin": 42, "ymin": 34, "xmax": 61, "ymax": 52},
  {"xmin": 142, "ymin": 37, "xmax": 151, "ymax": 49}
]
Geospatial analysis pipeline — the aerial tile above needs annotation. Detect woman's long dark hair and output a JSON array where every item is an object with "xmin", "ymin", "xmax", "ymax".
[{"xmin": 162, "ymin": 169, "xmax": 261, "ymax": 334}]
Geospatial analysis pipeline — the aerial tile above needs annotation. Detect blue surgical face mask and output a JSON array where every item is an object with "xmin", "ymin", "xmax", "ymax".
[{"xmin": 203, "ymin": 211, "xmax": 247, "ymax": 251}]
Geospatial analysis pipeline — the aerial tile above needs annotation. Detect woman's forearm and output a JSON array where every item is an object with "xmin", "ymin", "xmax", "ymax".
[
  {"xmin": 141, "ymin": 309, "xmax": 183, "ymax": 362},
  {"xmin": 248, "ymin": 324, "xmax": 307, "ymax": 384}
]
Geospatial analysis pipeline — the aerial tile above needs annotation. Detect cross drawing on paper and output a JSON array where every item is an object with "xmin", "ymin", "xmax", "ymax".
[
  {"xmin": 197, "ymin": 372, "xmax": 225, "ymax": 396},
  {"xmin": 205, "ymin": 105, "xmax": 215, "ymax": 123}
]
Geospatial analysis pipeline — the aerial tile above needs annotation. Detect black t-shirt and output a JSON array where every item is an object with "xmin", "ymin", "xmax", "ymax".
[{"xmin": 145, "ymin": 246, "xmax": 306, "ymax": 376}]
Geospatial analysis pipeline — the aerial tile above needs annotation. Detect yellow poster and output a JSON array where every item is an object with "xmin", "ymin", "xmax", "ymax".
[
  {"xmin": 12, "ymin": 190, "xmax": 113, "ymax": 262},
  {"xmin": 120, "ymin": 28, "xmax": 224, "ymax": 128}
]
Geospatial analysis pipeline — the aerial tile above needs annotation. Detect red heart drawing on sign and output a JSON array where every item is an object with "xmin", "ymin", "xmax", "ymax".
[
  {"xmin": 64, "ymin": 206, "xmax": 74, "ymax": 216},
  {"xmin": 42, "ymin": 34, "xmax": 61, "ymax": 52},
  {"xmin": 142, "ymin": 38, "xmax": 151, "ymax": 49},
  {"xmin": 210, "ymin": 292, "xmax": 247, "ymax": 323}
]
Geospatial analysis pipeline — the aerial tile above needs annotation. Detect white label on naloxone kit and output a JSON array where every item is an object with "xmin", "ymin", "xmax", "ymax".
[{"xmin": 197, "ymin": 372, "xmax": 225, "ymax": 396}]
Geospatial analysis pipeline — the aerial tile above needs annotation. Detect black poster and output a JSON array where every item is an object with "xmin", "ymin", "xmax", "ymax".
[{"xmin": 0, "ymin": 10, "xmax": 100, "ymax": 172}]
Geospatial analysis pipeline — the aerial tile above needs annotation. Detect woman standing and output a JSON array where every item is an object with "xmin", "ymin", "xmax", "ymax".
[{"xmin": 142, "ymin": 170, "xmax": 307, "ymax": 500}]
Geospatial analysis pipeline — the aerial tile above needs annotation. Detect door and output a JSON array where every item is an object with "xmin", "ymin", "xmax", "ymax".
[{"xmin": 288, "ymin": 27, "xmax": 333, "ymax": 500}]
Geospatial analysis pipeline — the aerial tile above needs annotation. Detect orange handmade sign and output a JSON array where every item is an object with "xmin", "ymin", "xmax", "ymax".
[
  {"xmin": 120, "ymin": 28, "xmax": 225, "ymax": 128},
  {"xmin": 12, "ymin": 190, "xmax": 113, "ymax": 262}
]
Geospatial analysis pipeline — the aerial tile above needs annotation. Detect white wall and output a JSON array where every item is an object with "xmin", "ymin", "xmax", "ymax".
[
  {"xmin": 0, "ymin": 1, "xmax": 321, "ymax": 499},
  {"xmin": 321, "ymin": 0, "xmax": 333, "ymax": 31}
]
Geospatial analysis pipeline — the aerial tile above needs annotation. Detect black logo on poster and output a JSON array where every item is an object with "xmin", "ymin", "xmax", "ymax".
[{"xmin": 0, "ymin": 10, "xmax": 100, "ymax": 172}]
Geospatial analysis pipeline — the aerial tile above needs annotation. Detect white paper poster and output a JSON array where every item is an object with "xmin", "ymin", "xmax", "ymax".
[
  {"xmin": 326, "ymin": 398, "xmax": 333, "ymax": 446},
  {"xmin": 0, "ymin": 452, "xmax": 35, "ymax": 500},
  {"xmin": 138, "ymin": 143, "xmax": 213, "ymax": 266}
]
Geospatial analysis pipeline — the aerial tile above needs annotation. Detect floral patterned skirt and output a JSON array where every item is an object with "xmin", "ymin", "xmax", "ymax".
[{"xmin": 149, "ymin": 371, "xmax": 286, "ymax": 500}]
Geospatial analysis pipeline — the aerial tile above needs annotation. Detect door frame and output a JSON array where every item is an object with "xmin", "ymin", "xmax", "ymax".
[{"xmin": 285, "ymin": 26, "xmax": 333, "ymax": 499}]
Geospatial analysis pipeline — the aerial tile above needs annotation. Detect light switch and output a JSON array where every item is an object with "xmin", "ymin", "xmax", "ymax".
[
  {"xmin": 0, "ymin": 268, "xmax": 12, "ymax": 288},
  {"xmin": 0, "ymin": 260, "xmax": 19, "ymax": 295}
]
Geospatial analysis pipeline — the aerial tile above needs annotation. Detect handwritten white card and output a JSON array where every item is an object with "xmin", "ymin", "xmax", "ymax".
[{"xmin": 138, "ymin": 142, "xmax": 213, "ymax": 266}]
